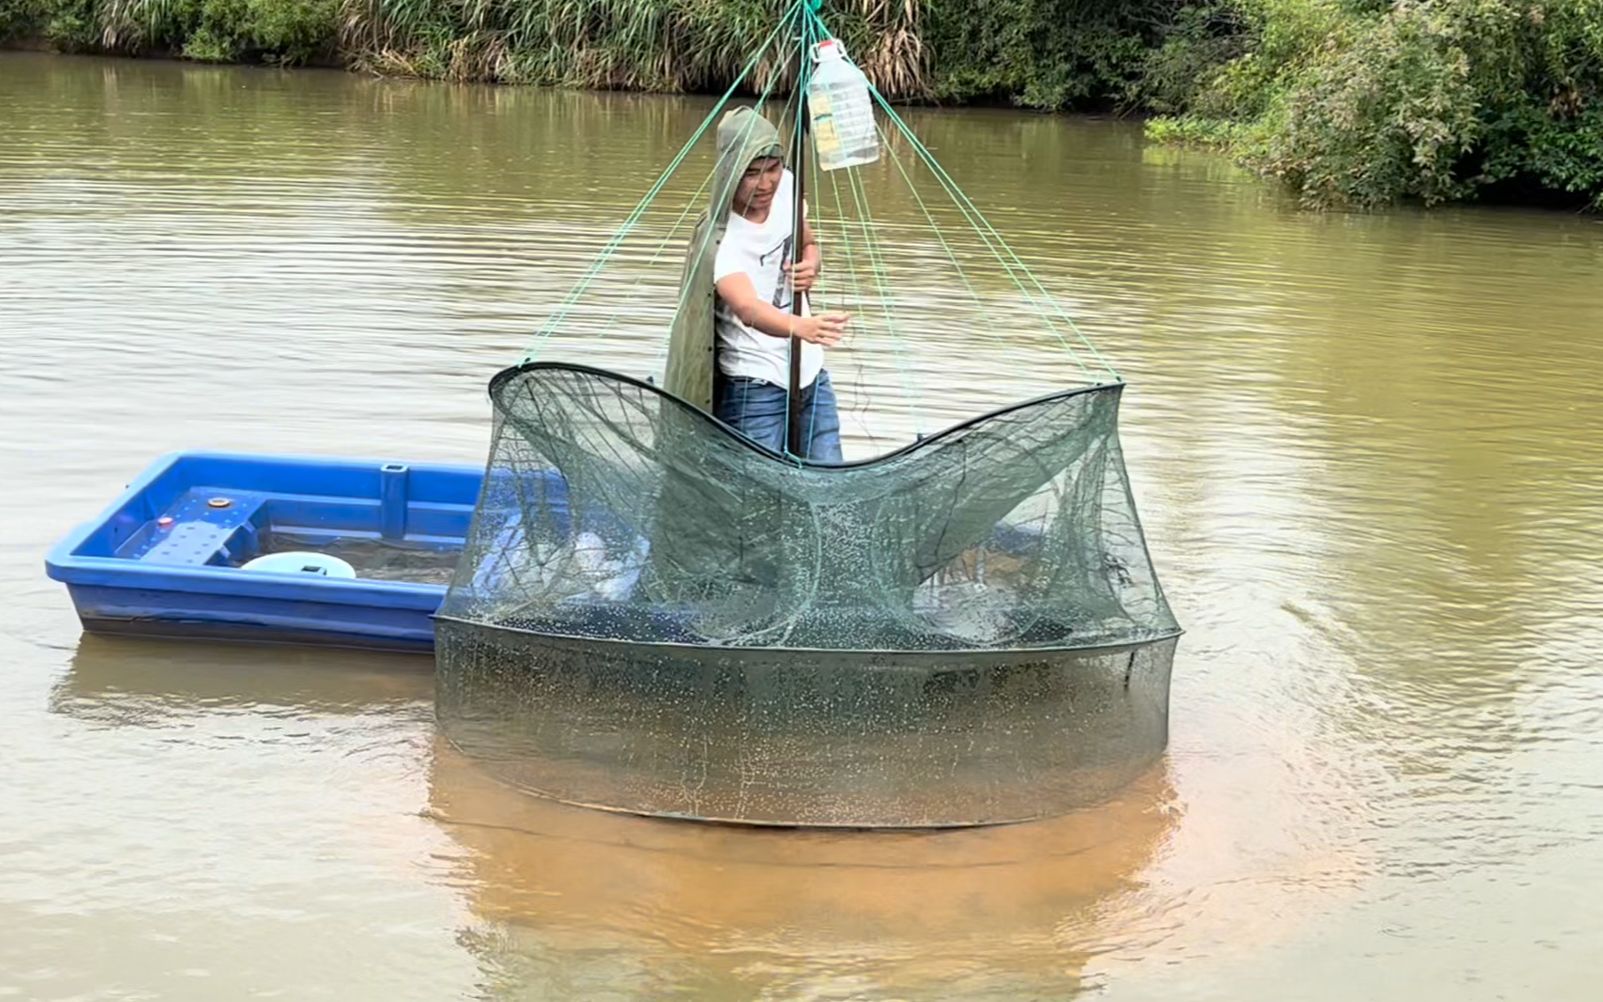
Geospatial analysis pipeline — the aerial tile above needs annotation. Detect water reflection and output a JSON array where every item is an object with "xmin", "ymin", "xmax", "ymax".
[
  {"xmin": 50, "ymin": 633, "xmax": 1181, "ymax": 999},
  {"xmin": 52, "ymin": 635, "xmax": 434, "ymax": 724},
  {"xmin": 429, "ymin": 739, "xmax": 1178, "ymax": 999}
]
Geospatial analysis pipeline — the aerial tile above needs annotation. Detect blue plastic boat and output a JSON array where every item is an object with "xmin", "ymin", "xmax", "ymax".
[
  {"xmin": 44, "ymin": 449, "xmax": 1061, "ymax": 656},
  {"xmin": 45, "ymin": 451, "xmax": 488, "ymax": 651}
]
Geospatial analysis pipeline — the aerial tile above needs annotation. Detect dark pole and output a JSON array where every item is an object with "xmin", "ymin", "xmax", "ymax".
[{"xmin": 787, "ymin": 38, "xmax": 809, "ymax": 459}]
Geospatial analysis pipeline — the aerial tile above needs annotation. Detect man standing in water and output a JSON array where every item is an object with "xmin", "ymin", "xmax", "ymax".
[{"xmin": 663, "ymin": 107, "xmax": 850, "ymax": 462}]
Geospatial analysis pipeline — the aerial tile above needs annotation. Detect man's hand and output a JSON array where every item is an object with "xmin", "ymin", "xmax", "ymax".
[
  {"xmin": 783, "ymin": 258, "xmax": 818, "ymax": 293},
  {"xmin": 793, "ymin": 311, "xmax": 850, "ymax": 346},
  {"xmin": 716, "ymin": 271, "xmax": 847, "ymax": 345}
]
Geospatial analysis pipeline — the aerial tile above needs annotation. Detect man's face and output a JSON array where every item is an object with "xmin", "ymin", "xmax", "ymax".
[{"xmin": 734, "ymin": 156, "xmax": 783, "ymax": 215}]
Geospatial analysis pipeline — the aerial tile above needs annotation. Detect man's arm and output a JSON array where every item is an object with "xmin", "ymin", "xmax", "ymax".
[{"xmin": 715, "ymin": 272, "xmax": 846, "ymax": 346}]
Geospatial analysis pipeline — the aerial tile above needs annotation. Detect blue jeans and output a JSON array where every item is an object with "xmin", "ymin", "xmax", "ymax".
[{"xmin": 713, "ymin": 370, "xmax": 844, "ymax": 463}]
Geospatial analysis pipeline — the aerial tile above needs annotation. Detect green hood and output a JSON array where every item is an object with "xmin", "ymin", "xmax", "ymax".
[{"xmin": 662, "ymin": 107, "xmax": 785, "ymax": 412}]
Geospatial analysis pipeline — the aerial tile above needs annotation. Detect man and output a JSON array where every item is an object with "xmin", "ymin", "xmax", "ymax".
[{"xmin": 663, "ymin": 107, "xmax": 850, "ymax": 462}]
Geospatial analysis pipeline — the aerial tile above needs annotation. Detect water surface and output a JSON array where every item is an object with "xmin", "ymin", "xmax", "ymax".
[{"xmin": 2, "ymin": 51, "xmax": 1601, "ymax": 1000}]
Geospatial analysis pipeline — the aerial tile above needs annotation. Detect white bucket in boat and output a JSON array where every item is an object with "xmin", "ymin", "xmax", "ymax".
[{"xmin": 242, "ymin": 551, "xmax": 357, "ymax": 578}]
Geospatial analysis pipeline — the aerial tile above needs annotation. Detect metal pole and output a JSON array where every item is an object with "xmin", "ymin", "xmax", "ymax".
[{"xmin": 786, "ymin": 38, "xmax": 810, "ymax": 459}]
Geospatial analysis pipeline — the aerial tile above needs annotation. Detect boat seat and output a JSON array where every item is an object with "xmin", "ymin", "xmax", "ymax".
[{"xmin": 123, "ymin": 489, "xmax": 265, "ymax": 566}]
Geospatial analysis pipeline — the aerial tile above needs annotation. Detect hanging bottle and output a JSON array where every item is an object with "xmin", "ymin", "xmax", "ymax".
[{"xmin": 808, "ymin": 38, "xmax": 879, "ymax": 171}]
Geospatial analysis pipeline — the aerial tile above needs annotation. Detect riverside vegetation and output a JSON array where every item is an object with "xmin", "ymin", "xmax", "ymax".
[{"xmin": 4, "ymin": 0, "xmax": 1601, "ymax": 209}]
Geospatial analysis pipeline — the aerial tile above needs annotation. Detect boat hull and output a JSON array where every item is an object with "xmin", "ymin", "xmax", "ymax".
[{"xmin": 45, "ymin": 451, "xmax": 483, "ymax": 651}]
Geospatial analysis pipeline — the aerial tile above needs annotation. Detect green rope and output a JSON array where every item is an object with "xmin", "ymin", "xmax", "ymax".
[
  {"xmin": 803, "ymin": 4, "xmax": 1118, "ymax": 383},
  {"xmin": 798, "ymin": 8, "xmax": 922, "ymax": 435},
  {"xmin": 870, "ymin": 90, "xmax": 1099, "ymax": 378},
  {"xmin": 812, "ymin": 143, "xmax": 879, "ymax": 448},
  {"xmin": 523, "ymin": 0, "xmax": 805, "ymax": 362},
  {"xmin": 815, "ymin": 124, "xmax": 883, "ymax": 420},
  {"xmin": 875, "ymin": 123, "xmax": 981, "ymax": 305},
  {"xmin": 822, "ymin": 143, "xmax": 866, "ymax": 317},
  {"xmin": 798, "ymin": 14, "xmax": 916, "ymax": 442},
  {"xmin": 844, "ymin": 165, "xmax": 923, "ymax": 434},
  {"xmin": 608, "ymin": 165, "xmax": 714, "ymax": 346},
  {"xmin": 876, "ymin": 110, "xmax": 1098, "ymax": 378},
  {"xmin": 867, "ymin": 90, "xmax": 1117, "ymax": 381}
]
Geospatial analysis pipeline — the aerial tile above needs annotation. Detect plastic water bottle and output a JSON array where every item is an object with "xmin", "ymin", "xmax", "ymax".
[{"xmin": 808, "ymin": 39, "xmax": 879, "ymax": 171}]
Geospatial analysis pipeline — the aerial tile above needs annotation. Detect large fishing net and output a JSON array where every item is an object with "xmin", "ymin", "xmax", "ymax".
[
  {"xmin": 445, "ymin": 364, "xmax": 1175, "ymax": 651},
  {"xmin": 435, "ymin": 364, "xmax": 1179, "ymax": 826},
  {"xmin": 434, "ymin": 0, "xmax": 1179, "ymax": 827}
]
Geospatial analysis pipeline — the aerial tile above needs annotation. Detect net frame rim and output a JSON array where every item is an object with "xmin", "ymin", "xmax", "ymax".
[
  {"xmin": 488, "ymin": 361, "xmax": 1126, "ymax": 471},
  {"xmin": 435, "ymin": 613, "xmax": 1183, "ymax": 658}
]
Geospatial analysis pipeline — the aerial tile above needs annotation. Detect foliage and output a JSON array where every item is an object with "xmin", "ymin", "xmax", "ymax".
[
  {"xmin": 4, "ymin": 0, "xmax": 1603, "ymax": 207},
  {"xmin": 1151, "ymin": 1, "xmax": 1603, "ymax": 209},
  {"xmin": 44, "ymin": 0, "xmax": 98, "ymax": 49},
  {"xmin": 336, "ymin": 0, "xmax": 925, "ymax": 95},
  {"xmin": 1, "ymin": 0, "xmax": 337, "ymax": 63},
  {"xmin": 919, "ymin": 0, "xmax": 1186, "ymax": 110},
  {"xmin": 0, "ymin": 0, "xmax": 48, "ymax": 42}
]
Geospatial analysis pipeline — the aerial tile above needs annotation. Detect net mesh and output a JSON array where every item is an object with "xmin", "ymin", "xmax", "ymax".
[{"xmin": 434, "ymin": 364, "xmax": 1179, "ymax": 826}]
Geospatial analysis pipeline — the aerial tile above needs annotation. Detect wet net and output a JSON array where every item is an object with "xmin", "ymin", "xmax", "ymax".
[
  {"xmin": 434, "ymin": 364, "xmax": 1179, "ymax": 826},
  {"xmin": 433, "ymin": 0, "xmax": 1180, "ymax": 828}
]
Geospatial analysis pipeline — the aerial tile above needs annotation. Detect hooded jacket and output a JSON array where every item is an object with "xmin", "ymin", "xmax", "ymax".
[{"xmin": 662, "ymin": 107, "xmax": 785, "ymax": 413}]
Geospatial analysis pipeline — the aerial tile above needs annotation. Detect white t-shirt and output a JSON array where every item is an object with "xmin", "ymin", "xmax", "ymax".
[{"xmin": 713, "ymin": 169, "xmax": 824, "ymax": 389}]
